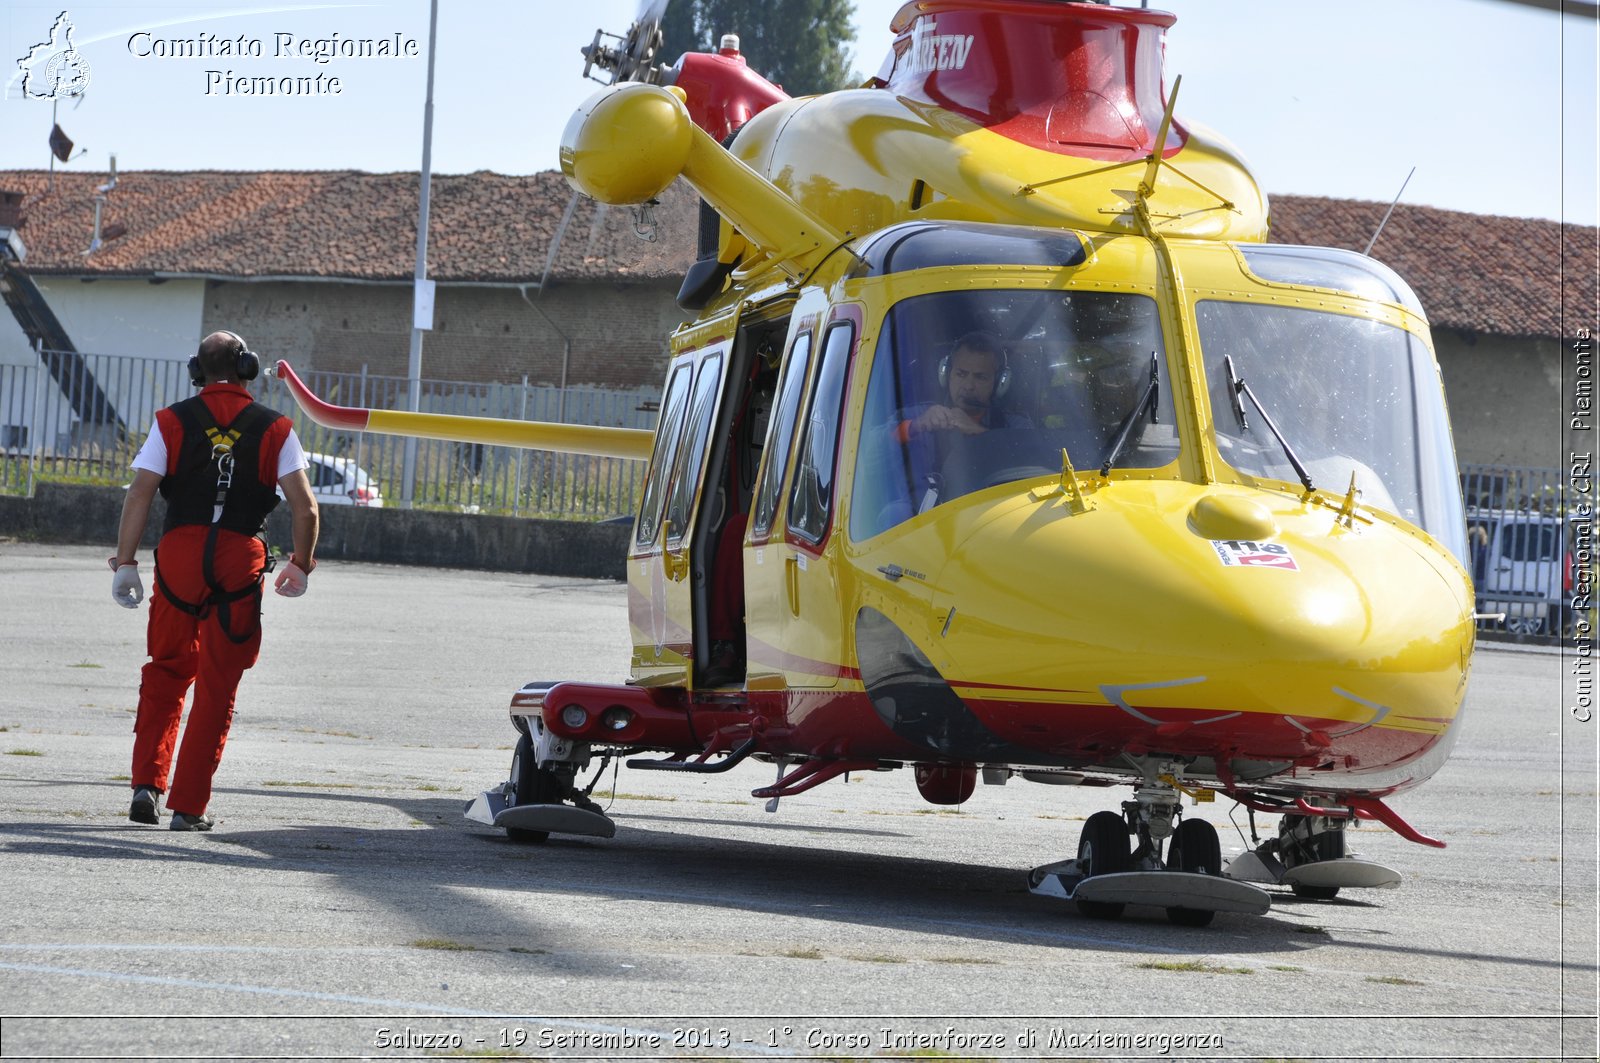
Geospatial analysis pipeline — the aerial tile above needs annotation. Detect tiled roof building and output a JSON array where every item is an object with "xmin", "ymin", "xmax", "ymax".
[
  {"xmin": 1, "ymin": 169, "xmax": 1591, "ymax": 341},
  {"xmin": 0, "ymin": 169, "xmax": 1589, "ymax": 466}
]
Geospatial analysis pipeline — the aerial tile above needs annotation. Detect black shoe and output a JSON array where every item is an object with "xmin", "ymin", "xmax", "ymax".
[
  {"xmin": 129, "ymin": 786, "xmax": 159, "ymax": 825},
  {"xmin": 169, "ymin": 811, "xmax": 213, "ymax": 832}
]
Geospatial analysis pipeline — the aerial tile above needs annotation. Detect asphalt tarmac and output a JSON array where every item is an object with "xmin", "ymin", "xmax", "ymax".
[{"xmin": 1, "ymin": 542, "xmax": 1595, "ymax": 1061}]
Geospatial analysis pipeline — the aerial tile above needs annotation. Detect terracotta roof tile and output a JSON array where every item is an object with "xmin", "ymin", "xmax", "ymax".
[
  {"xmin": 0, "ymin": 171, "xmax": 1591, "ymax": 339},
  {"xmin": 1269, "ymin": 195, "xmax": 1595, "ymax": 340},
  {"xmin": 0, "ymin": 169, "xmax": 698, "ymax": 284}
]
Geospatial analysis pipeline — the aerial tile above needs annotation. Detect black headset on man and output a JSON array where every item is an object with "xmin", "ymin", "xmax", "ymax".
[{"xmin": 187, "ymin": 331, "xmax": 261, "ymax": 387}]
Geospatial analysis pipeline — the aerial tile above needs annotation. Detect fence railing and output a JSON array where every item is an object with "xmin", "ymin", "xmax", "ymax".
[
  {"xmin": 0, "ymin": 350, "xmax": 659, "ymax": 521},
  {"xmin": 1460, "ymin": 463, "xmax": 1574, "ymax": 640},
  {"xmin": 0, "ymin": 354, "xmax": 1582, "ymax": 635}
]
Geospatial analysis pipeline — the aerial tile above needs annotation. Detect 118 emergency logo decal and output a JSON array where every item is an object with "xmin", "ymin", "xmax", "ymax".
[{"xmin": 1212, "ymin": 539, "xmax": 1298, "ymax": 571}]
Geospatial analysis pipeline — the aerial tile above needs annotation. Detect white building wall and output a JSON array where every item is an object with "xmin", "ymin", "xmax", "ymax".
[{"xmin": 0, "ymin": 277, "xmax": 204, "ymax": 451}]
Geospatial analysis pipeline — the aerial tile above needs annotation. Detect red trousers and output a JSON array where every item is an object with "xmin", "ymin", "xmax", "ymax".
[{"xmin": 131, "ymin": 525, "xmax": 266, "ymax": 816}]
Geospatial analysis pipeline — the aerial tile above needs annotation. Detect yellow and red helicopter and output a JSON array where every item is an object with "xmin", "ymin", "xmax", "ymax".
[{"xmin": 275, "ymin": 0, "xmax": 1475, "ymax": 925}]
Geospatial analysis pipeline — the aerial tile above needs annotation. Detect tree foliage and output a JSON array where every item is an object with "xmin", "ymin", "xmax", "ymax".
[{"xmin": 657, "ymin": 0, "xmax": 858, "ymax": 98}]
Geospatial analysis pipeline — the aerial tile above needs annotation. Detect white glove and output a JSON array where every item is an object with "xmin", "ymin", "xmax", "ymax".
[
  {"xmin": 111, "ymin": 564, "xmax": 143, "ymax": 609},
  {"xmin": 274, "ymin": 561, "xmax": 309, "ymax": 598}
]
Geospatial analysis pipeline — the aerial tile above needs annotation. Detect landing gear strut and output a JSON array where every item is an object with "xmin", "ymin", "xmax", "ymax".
[
  {"xmin": 1029, "ymin": 766, "xmax": 1270, "ymax": 924},
  {"xmin": 1225, "ymin": 808, "xmax": 1401, "ymax": 897},
  {"xmin": 464, "ymin": 705, "xmax": 617, "ymax": 840}
]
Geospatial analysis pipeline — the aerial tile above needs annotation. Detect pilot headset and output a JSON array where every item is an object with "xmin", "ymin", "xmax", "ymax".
[
  {"xmin": 188, "ymin": 331, "xmax": 261, "ymax": 387},
  {"xmin": 938, "ymin": 343, "xmax": 1011, "ymax": 398}
]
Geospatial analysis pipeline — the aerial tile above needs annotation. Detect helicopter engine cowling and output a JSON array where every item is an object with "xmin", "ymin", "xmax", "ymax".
[
  {"xmin": 664, "ymin": 46, "xmax": 789, "ymax": 143},
  {"xmin": 560, "ymin": 83, "xmax": 694, "ymax": 204}
]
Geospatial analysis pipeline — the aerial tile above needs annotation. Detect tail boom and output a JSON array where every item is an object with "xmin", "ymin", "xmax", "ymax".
[{"xmin": 272, "ymin": 360, "xmax": 655, "ymax": 461}]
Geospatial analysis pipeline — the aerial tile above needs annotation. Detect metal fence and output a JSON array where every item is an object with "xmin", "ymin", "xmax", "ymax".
[
  {"xmin": 0, "ymin": 350, "xmax": 658, "ymax": 520},
  {"xmin": 1460, "ymin": 463, "xmax": 1572, "ymax": 639},
  {"xmin": 0, "ymin": 356, "xmax": 1580, "ymax": 634}
]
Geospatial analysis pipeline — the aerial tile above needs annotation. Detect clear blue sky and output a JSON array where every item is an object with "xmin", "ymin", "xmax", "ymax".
[{"xmin": 3, "ymin": 0, "xmax": 1595, "ymax": 224}]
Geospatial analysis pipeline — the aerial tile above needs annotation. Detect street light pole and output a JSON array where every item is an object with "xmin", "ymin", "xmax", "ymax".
[{"xmin": 402, "ymin": 0, "xmax": 439, "ymax": 507}]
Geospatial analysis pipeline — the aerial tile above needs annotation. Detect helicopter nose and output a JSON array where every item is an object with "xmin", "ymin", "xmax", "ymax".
[{"xmin": 925, "ymin": 485, "xmax": 1472, "ymax": 759}]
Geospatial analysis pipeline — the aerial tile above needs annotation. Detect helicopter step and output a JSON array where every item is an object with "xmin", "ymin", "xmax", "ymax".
[
  {"xmin": 1028, "ymin": 864, "xmax": 1271, "ymax": 918},
  {"xmin": 1224, "ymin": 850, "xmax": 1401, "ymax": 892},
  {"xmin": 464, "ymin": 784, "xmax": 616, "ymax": 839}
]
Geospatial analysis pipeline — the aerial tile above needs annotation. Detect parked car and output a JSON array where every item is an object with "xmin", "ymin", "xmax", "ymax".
[
  {"xmin": 302, "ymin": 452, "xmax": 383, "ymax": 508},
  {"xmin": 1468, "ymin": 507, "xmax": 1566, "ymax": 635}
]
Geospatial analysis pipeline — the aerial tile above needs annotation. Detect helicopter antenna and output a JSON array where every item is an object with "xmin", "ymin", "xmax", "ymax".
[
  {"xmin": 1362, "ymin": 166, "xmax": 1416, "ymax": 257},
  {"xmin": 1135, "ymin": 74, "xmax": 1181, "ymax": 213}
]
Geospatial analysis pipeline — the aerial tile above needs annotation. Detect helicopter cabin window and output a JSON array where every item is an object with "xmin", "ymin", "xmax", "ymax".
[
  {"xmin": 634, "ymin": 363, "xmax": 693, "ymax": 547},
  {"xmin": 1196, "ymin": 301, "xmax": 1467, "ymax": 564},
  {"xmin": 663, "ymin": 353, "xmax": 725, "ymax": 545},
  {"xmin": 787, "ymin": 321, "xmax": 856, "ymax": 544},
  {"xmin": 752, "ymin": 331, "xmax": 815, "ymax": 538},
  {"xmin": 1239, "ymin": 245, "xmax": 1427, "ymax": 320},
  {"xmin": 850, "ymin": 289, "xmax": 1175, "ymax": 541}
]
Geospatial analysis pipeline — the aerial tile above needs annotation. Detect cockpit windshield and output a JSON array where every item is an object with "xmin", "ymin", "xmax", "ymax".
[
  {"xmin": 850, "ymin": 288, "xmax": 1176, "ymax": 541},
  {"xmin": 1197, "ymin": 300, "xmax": 1466, "ymax": 563}
]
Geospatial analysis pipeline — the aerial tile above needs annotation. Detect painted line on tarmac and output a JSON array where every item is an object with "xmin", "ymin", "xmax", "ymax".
[
  {"xmin": 0, "ymin": 944, "xmax": 406, "ymax": 954},
  {"xmin": 0, "ymin": 959, "xmax": 500, "ymax": 1016},
  {"xmin": 0, "ymin": 960, "xmax": 783, "ymax": 1053}
]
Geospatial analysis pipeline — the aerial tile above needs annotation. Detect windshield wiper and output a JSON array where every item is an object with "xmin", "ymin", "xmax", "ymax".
[
  {"xmin": 1099, "ymin": 351, "xmax": 1160, "ymax": 476},
  {"xmin": 1223, "ymin": 354, "xmax": 1315, "ymax": 493}
]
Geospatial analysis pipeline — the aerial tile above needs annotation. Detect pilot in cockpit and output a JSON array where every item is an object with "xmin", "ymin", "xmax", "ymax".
[{"xmin": 892, "ymin": 330, "xmax": 1031, "ymax": 444}]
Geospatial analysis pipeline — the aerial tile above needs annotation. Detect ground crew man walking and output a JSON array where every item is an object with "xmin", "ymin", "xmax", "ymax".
[{"xmin": 109, "ymin": 331, "xmax": 320, "ymax": 831}]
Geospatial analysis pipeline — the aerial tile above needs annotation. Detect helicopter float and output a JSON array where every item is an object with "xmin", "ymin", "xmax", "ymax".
[{"xmin": 274, "ymin": 0, "xmax": 1475, "ymax": 926}]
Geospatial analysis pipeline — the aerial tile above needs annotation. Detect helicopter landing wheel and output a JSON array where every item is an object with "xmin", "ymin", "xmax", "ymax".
[
  {"xmin": 1075, "ymin": 810, "xmax": 1132, "ymax": 919},
  {"xmin": 1164, "ymin": 818, "xmax": 1222, "ymax": 927},
  {"xmin": 505, "ymin": 730, "xmax": 565, "ymax": 844}
]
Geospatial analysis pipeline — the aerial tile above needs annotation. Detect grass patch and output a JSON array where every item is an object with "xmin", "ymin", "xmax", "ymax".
[
  {"xmin": 606, "ymin": 792, "xmax": 677, "ymax": 802},
  {"xmin": 1137, "ymin": 960, "xmax": 1253, "ymax": 975},
  {"xmin": 108, "ymin": 774, "xmax": 131, "ymax": 781},
  {"xmin": 507, "ymin": 946, "xmax": 548, "ymax": 955},
  {"xmin": 857, "ymin": 954, "xmax": 906, "ymax": 964},
  {"xmin": 927, "ymin": 956, "xmax": 999, "ymax": 966},
  {"xmin": 261, "ymin": 780, "xmax": 360, "ymax": 789},
  {"xmin": 5, "ymin": 749, "xmax": 43, "ymax": 757},
  {"xmin": 1268, "ymin": 965, "xmax": 1304, "ymax": 972},
  {"xmin": 1365, "ymin": 975, "xmax": 1424, "ymax": 986},
  {"xmin": 68, "ymin": 661, "xmax": 103, "ymax": 669},
  {"xmin": 408, "ymin": 938, "xmax": 479, "ymax": 952},
  {"xmin": 781, "ymin": 947, "xmax": 824, "ymax": 960}
]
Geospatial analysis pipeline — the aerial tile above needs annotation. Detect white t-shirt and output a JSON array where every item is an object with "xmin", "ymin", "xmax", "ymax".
[{"xmin": 132, "ymin": 422, "xmax": 309, "ymax": 481}]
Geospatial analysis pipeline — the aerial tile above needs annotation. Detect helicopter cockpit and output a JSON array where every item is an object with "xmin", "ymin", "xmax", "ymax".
[
  {"xmin": 851, "ymin": 286, "xmax": 1179, "ymax": 540},
  {"xmin": 1197, "ymin": 245, "xmax": 1466, "ymax": 565},
  {"xmin": 846, "ymin": 225, "xmax": 1465, "ymax": 566}
]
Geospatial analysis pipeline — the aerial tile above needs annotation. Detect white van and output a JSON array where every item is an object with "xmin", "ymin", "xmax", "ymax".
[{"xmin": 1468, "ymin": 508, "xmax": 1566, "ymax": 635}]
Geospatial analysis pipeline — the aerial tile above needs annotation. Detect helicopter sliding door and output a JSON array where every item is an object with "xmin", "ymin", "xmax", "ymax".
[
  {"xmin": 745, "ymin": 298, "xmax": 861, "ymax": 691},
  {"xmin": 628, "ymin": 340, "xmax": 730, "ymax": 685}
]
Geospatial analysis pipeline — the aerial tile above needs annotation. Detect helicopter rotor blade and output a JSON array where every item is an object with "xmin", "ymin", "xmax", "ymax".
[
  {"xmin": 538, "ymin": 188, "xmax": 583, "ymax": 296},
  {"xmin": 584, "ymin": 203, "xmax": 612, "ymax": 261},
  {"xmin": 1490, "ymin": 0, "xmax": 1597, "ymax": 16}
]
